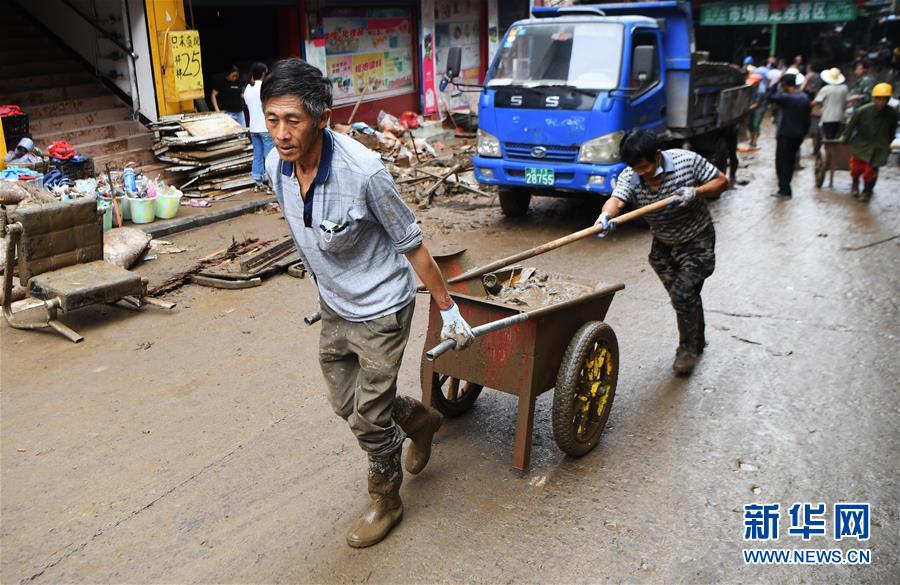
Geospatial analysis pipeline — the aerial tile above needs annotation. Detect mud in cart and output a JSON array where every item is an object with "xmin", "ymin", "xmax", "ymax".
[{"xmin": 420, "ymin": 265, "xmax": 624, "ymax": 470}]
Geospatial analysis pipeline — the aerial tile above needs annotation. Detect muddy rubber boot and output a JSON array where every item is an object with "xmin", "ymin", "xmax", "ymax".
[
  {"xmin": 393, "ymin": 396, "xmax": 443, "ymax": 475},
  {"xmin": 850, "ymin": 177, "xmax": 860, "ymax": 198},
  {"xmin": 861, "ymin": 182, "xmax": 875, "ymax": 202},
  {"xmin": 347, "ymin": 450, "xmax": 403, "ymax": 548},
  {"xmin": 672, "ymin": 347, "xmax": 699, "ymax": 376},
  {"xmin": 673, "ymin": 310, "xmax": 700, "ymax": 376}
]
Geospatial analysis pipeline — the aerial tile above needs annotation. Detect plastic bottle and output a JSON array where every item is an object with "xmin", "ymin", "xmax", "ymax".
[{"xmin": 123, "ymin": 167, "xmax": 137, "ymax": 193}]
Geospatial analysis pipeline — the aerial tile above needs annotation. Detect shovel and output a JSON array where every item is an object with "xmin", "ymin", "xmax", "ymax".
[{"xmin": 424, "ymin": 195, "xmax": 678, "ymax": 358}]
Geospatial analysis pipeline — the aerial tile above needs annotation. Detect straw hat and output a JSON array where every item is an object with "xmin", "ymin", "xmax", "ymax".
[{"xmin": 821, "ymin": 67, "xmax": 845, "ymax": 85}]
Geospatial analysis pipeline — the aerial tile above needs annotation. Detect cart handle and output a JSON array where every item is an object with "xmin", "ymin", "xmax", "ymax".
[{"xmin": 426, "ymin": 312, "xmax": 529, "ymax": 361}]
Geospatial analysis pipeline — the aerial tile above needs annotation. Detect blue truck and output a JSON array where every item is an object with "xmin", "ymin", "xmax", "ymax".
[{"xmin": 443, "ymin": 1, "xmax": 752, "ymax": 216}]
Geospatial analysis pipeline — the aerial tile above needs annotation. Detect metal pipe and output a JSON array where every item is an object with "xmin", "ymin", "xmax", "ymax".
[
  {"xmin": 121, "ymin": 0, "xmax": 141, "ymax": 119},
  {"xmin": 426, "ymin": 312, "xmax": 529, "ymax": 361},
  {"xmin": 304, "ymin": 310, "xmax": 322, "ymax": 325},
  {"xmin": 60, "ymin": 0, "xmax": 138, "ymax": 60},
  {"xmin": 424, "ymin": 282, "xmax": 625, "ymax": 361}
]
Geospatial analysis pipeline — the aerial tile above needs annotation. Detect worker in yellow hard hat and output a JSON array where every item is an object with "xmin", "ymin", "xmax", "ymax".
[{"xmin": 840, "ymin": 82, "xmax": 898, "ymax": 200}]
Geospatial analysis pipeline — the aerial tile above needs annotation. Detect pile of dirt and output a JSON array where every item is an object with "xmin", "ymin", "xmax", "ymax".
[{"xmin": 483, "ymin": 268, "xmax": 593, "ymax": 308}]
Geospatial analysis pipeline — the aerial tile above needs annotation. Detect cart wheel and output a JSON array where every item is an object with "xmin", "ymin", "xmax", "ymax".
[
  {"xmin": 429, "ymin": 373, "xmax": 484, "ymax": 418},
  {"xmin": 814, "ymin": 152, "xmax": 826, "ymax": 188},
  {"xmin": 552, "ymin": 321, "xmax": 618, "ymax": 457}
]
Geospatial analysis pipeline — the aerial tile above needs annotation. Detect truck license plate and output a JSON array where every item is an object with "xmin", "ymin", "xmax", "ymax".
[{"xmin": 525, "ymin": 167, "xmax": 554, "ymax": 186}]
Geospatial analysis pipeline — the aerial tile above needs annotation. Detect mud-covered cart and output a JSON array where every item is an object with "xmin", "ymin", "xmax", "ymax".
[
  {"xmin": 815, "ymin": 140, "xmax": 853, "ymax": 189},
  {"xmin": 420, "ymin": 262, "xmax": 624, "ymax": 470}
]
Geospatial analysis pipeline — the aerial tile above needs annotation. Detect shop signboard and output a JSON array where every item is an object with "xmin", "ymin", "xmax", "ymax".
[
  {"xmin": 700, "ymin": 0, "xmax": 857, "ymax": 25},
  {"xmin": 164, "ymin": 30, "xmax": 204, "ymax": 101}
]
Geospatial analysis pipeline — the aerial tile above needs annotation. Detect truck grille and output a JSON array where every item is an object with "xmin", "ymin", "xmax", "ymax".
[{"xmin": 504, "ymin": 142, "xmax": 579, "ymax": 163}]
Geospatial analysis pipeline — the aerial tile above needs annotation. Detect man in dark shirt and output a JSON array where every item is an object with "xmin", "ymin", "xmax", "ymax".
[
  {"xmin": 211, "ymin": 64, "xmax": 245, "ymax": 127},
  {"xmin": 767, "ymin": 72, "xmax": 811, "ymax": 197}
]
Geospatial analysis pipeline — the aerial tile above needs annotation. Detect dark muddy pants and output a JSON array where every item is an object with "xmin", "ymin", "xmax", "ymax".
[
  {"xmin": 318, "ymin": 300, "xmax": 415, "ymax": 457},
  {"xmin": 648, "ymin": 226, "xmax": 716, "ymax": 352},
  {"xmin": 775, "ymin": 135, "xmax": 804, "ymax": 196}
]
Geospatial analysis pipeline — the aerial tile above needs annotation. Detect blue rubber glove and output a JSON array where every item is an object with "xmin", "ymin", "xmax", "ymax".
[
  {"xmin": 594, "ymin": 212, "xmax": 617, "ymax": 238},
  {"xmin": 669, "ymin": 187, "xmax": 697, "ymax": 207}
]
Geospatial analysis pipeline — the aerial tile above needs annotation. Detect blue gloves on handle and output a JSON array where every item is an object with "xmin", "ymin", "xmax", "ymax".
[
  {"xmin": 594, "ymin": 212, "xmax": 617, "ymax": 238},
  {"xmin": 669, "ymin": 187, "xmax": 697, "ymax": 207}
]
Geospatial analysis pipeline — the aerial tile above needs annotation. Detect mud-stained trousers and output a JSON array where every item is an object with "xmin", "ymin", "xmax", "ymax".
[
  {"xmin": 318, "ymin": 300, "xmax": 415, "ymax": 457},
  {"xmin": 647, "ymin": 225, "xmax": 716, "ymax": 352}
]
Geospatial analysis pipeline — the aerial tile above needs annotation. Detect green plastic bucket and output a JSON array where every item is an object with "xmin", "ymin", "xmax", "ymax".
[
  {"xmin": 117, "ymin": 195, "xmax": 130, "ymax": 220},
  {"xmin": 98, "ymin": 199, "xmax": 113, "ymax": 231},
  {"xmin": 155, "ymin": 192, "xmax": 182, "ymax": 219},
  {"xmin": 128, "ymin": 196, "xmax": 156, "ymax": 224}
]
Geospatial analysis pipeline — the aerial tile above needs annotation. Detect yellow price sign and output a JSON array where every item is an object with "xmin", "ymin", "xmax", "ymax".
[{"xmin": 164, "ymin": 30, "xmax": 204, "ymax": 101}]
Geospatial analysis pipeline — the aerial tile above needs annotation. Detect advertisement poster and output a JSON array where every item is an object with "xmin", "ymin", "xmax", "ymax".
[
  {"xmin": 434, "ymin": 0, "xmax": 482, "ymax": 113},
  {"xmin": 352, "ymin": 52, "xmax": 385, "ymax": 94},
  {"xmin": 323, "ymin": 10, "xmax": 415, "ymax": 105},
  {"xmin": 420, "ymin": 0, "xmax": 437, "ymax": 114},
  {"xmin": 327, "ymin": 56, "xmax": 354, "ymax": 100},
  {"xmin": 384, "ymin": 51, "xmax": 413, "ymax": 90}
]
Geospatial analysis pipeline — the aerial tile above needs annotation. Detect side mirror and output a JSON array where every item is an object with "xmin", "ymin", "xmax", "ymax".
[
  {"xmin": 633, "ymin": 45, "xmax": 655, "ymax": 84},
  {"xmin": 446, "ymin": 46, "xmax": 462, "ymax": 79}
]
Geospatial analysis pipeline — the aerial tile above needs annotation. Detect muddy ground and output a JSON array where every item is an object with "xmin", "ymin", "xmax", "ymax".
[{"xmin": 1, "ymin": 123, "xmax": 898, "ymax": 584}]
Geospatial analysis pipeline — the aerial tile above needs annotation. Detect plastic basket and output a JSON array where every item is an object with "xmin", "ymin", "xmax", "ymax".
[
  {"xmin": 53, "ymin": 158, "xmax": 95, "ymax": 180},
  {"xmin": 2, "ymin": 113, "xmax": 29, "ymax": 138},
  {"xmin": 128, "ymin": 196, "xmax": 155, "ymax": 224}
]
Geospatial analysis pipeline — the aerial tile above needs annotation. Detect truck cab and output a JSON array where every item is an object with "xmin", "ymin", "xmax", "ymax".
[{"xmin": 468, "ymin": 2, "xmax": 726, "ymax": 216}]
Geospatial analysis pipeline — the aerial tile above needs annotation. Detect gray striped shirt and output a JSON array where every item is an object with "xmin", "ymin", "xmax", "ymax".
[
  {"xmin": 266, "ymin": 129, "xmax": 423, "ymax": 321},
  {"xmin": 612, "ymin": 149, "xmax": 719, "ymax": 245}
]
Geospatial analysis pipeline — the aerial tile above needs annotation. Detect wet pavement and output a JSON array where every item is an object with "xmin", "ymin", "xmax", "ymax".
[{"xmin": 2, "ymin": 124, "xmax": 898, "ymax": 584}]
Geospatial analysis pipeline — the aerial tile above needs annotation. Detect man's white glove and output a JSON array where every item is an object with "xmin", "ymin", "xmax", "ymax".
[
  {"xmin": 440, "ymin": 303, "xmax": 475, "ymax": 350},
  {"xmin": 670, "ymin": 186, "xmax": 697, "ymax": 207},
  {"xmin": 594, "ymin": 212, "xmax": 617, "ymax": 238}
]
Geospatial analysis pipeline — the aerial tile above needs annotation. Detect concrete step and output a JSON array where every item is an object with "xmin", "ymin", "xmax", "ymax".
[
  {"xmin": 32, "ymin": 119, "xmax": 148, "ymax": 144},
  {"xmin": 0, "ymin": 58, "xmax": 80, "ymax": 78},
  {"xmin": 0, "ymin": 71, "xmax": 94, "ymax": 94},
  {"xmin": 27, "ymin": 95, "xmax": 125, "ymax": 119},
  {"xmin": 29, "ymin": 107, "xmax": 133, "ymax": 135},
  {"xmin": 74, "ymin": 133, "xmax": 155, "ymax": 158},
  {"xmin": 93, "ymin": 146, "xmax": 159, "ymax": 169},
  {"xmin": 2, "ymin": 83, "xmax": 110, "ymax": 108}
]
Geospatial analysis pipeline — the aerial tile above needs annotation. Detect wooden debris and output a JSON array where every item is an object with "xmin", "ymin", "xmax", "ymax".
[{"xmin": 149, "ymin": 112, "xmax": 254, "ymax": 198}]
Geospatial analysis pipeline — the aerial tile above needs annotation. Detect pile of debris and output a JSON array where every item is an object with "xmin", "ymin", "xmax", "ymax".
[
  {"xmin": 389, "ymin": 145, "xmax": 489, "ymax": 208},
  {"xmin": 149, "ymin": 236, "xmax": 303, "ymax": 295},
  {"xmin": 150, "ymin": 113, "xmax": 253, "ymax": 200},
  {"xmin": 480, "ymin": 267, "xmax": 594, "ymax": 308}
]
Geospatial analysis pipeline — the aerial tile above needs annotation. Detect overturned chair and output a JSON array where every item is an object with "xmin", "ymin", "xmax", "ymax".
[{"xmin": 2, "ymin": 197, "xmax": 173, "ymax": 343}]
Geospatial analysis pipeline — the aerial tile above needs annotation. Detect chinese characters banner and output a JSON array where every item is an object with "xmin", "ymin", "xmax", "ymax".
[
  {"xmin": 322, "ymin": 9, "xmax": 415, "ymax": 106},
  {"xmin": 700, "ymin": 0, "xmax": 857, "ymax": 26}
]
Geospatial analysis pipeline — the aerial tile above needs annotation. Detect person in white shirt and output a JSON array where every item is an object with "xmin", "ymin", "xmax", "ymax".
[
  {"xmin": 244, "ymin": 62, "xmax": 275, "ymax": 190},
  {"xmin": 814, "ymin": 67, "xmax": 850, "ymax": 140}
]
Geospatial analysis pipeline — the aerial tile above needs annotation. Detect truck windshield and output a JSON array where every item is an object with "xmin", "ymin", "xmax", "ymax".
[{"xmin": 488, "ymin": 22, "xmax": 623, "ymax": 91}]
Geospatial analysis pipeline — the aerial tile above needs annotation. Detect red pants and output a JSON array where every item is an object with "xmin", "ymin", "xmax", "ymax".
[{"xmin": 849, "ymin": 156, "xmax": 879, "ymax": 183}]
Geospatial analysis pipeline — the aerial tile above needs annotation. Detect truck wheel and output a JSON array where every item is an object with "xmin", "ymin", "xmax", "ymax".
[
  {"xmin": 552, "ymin": 321, "xmax": 618, "ymax": 457},
  {"xmin": 499, "ymin": 188, "xmax": 531, "ymax": 217}
]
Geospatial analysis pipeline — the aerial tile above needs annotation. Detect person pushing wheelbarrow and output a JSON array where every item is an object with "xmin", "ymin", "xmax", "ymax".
[
  {"xmin": 263, "ymin": 58, "xmax": 475, "ymax": 548},
  {"xmin": 594, "ymin": 131, "xmax": 729, "ymax": 375}
]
